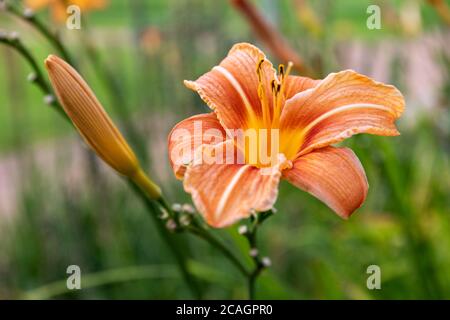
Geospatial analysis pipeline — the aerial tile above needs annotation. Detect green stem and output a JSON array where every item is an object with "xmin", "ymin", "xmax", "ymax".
[
  {"xmin": 243, "ymin": 210, "xmax": 273, "ymax": 299},
  {"xmin": 6, "ymin": 3, "xmax": 75, "ymax": 65},
  {"xmin": 0, "ymin": 36, "xmax": 68, "ymax": 120},
  {"xmin": 157, "ymin": 196, "xmax": 250, "ymax": 277},
  {"xmin": 187, "ymin": 225, "xmax": 250, "ymax": 277},
  {"xmin": 128, "ymin": 180, "xmax": 202, "ymax": 299}
]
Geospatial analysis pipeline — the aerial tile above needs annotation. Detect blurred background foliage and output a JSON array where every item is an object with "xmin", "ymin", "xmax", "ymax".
[{"xmin": 0, "ymin": 0, "xmax": 449, "ymax": 299}]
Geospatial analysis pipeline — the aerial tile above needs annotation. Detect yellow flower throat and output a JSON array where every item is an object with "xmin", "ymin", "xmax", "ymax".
[{"xmin": 241, "ymin": 60, "xmax": 301, "ymax": 168}]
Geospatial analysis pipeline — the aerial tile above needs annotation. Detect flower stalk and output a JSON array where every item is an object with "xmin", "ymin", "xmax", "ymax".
[
  {"xmin": 4, "ymin": 1, "xmax": 75, "ymax": 65},
  {"xmin": 0, "ymin": 31, "xmax": 67, "ymax": 119},
  {"xmin": 241, "ymin": 210, "xmax": 273, "ymax": 299}
]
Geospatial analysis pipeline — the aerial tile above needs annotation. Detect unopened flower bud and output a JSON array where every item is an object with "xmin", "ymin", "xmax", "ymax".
[
  {"xmin": 182, "ymin": 203, "xmax": 195, "ymax": 214},
  {"xmin": 159, "ymin": 208, "xmax": 169, "ymax": 220},
  {"xmin": 23, "ymin": 8, "xmax": 34, "ymax": 18},
  {"xmin": 27, "ymin": 72, "xmax": 37, "ymax": 82},
  {"xmin": 172, "ymin": 203, "xmax": 182, "ymax": 212},
  {"xmin": 43, "ymin": 94, "xmax": 55, "ymax": 105},
  {"xmin": 45, "ymin": 55, "xmax": 161, "ymax": 199},
  {"xmin": 249, "ymin": 248, "xmax": 259, "ymax": 257},
  {"xmin": 8, "ymin": 31, "xmax": 19, "ymax": 41},
  {"xmin": 261, "ymin": 257, "xmax": 272, "ymax": 267},
  {"xmin": 238, "ymin": 225, "xmax": 248, "ymax": 235},
  {"xmin": 166, "ymin": 219, "xmax": 177, "ymax": 231},
  {"xmin": 179, "ymin": 214, "xmax": 191, "ymax": 227}
]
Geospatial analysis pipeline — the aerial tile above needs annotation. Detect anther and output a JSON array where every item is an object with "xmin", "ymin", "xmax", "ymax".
[
  {"xmin": 271, "ymin": 79, "xmax": 277, "ymax": 93},
  {"xmin": 256, "ymin": 60, "xmax": 263, "ymax": 80},
  {"xmin": 278, "ymin": 64, "xmax": 285, "ymax": 77},
  {"xmin": 257, "ymin": 59, "xmax": 264, "ymax": 71}
]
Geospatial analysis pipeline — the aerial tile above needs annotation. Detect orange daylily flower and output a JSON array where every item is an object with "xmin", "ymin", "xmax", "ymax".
[
  {"xmin": 25, "ymin": 0, "xmax": 107, "ymax": 22},
  {"xmin": 168, "ymin": 43, "xmax": 405, "ymax": 228}
]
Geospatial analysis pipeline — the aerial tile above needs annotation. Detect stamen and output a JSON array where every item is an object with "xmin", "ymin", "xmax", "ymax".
[
  {"xmin": 256, "ymin": 58, "xmax": 271, "ymax": 128},
  {"xmin": 271, "ymin": 62, "xmax": 293, "ymax": 128},
  {"xmin": 271, "ymin": 79, "xmax": 276, "ymax": 92},
  {"xmin": 271, "ymin": 79, "xmax": 278, "ymax": 127},
  {"xmin": 278, "ymin": 64, "xmax": 285, "ymax": 79}
]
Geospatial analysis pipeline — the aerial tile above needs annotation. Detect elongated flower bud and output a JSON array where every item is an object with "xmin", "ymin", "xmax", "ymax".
[{"xmin": 45, "ymin": 54, "xmax": 161, "ymax": 199}]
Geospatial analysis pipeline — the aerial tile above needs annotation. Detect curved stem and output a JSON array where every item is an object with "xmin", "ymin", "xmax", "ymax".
[
  {"xmin": 157, "ymin": 196, "xmax": 250, "ymax": 277},
  {"xmin": 187, "ymin": 225, "xmax": 250, "ymax": 277},
  {"xmin": 128, "ymin": 180, "xmax": 202, "ymax": 298},
  {"xmin": 5, "ymin": 2, "xmax": 75, "ymax": 65},
  {"xmin": 242, "ymin": 210, "xmax": 273, "ymax": 299},
  {"xmin": 0, "ymin": 36, "xmax": 68, "ymax": 120},
  {"xmin": 247, "ymin": 227, "xmax": 261, "ymax": 300}
]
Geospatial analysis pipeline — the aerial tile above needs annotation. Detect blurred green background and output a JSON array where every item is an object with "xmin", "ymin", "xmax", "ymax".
[{"xmin": 0, "ymin": 0, "xmax": 449, "ymax": 299}]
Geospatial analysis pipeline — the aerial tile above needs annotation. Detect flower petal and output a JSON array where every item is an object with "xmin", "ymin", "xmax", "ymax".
[
  {"xmin": 184, "ymin": 42, "xmax": 276, "ymax": 130},
  {"xmin": 168, "ymin": 113, "xmax": 226, "ymax": 179},
  {"xmin": 279, "ymin": 70, "xmax": 405, "ymax": 158},
  {"xmin": 283, "ymin": 146, "xmax": 368, "ymax": 219},
  {"xmin": 184, "ymin": 142, "xmax": 290, "ymax": 228},
  {"xmin": 283, "ymin": 75, "xmax": 320, "ymax": 100}
]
